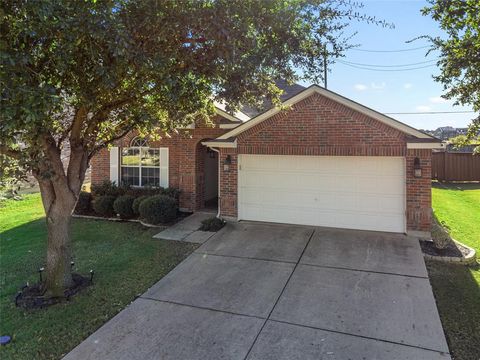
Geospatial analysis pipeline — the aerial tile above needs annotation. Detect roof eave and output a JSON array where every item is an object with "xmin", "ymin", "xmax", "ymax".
[{"xmin": 202, "ymin": 138, "xmax": 238, "ymax": 148}]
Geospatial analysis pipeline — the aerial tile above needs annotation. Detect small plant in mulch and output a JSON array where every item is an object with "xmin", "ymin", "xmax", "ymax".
[
  {"xmin": 431, "ymin": 219, "xmax": 452, "ymax": 250},
  {"xmin": 420, "ymin": 217, "xmax": 470, "ymax": 258},
  {"xmin": 199, "ymin": 217, "xmax": 226, "ymax": 232},
  {"xmin": 15, "ymin": 272, "xmax": 94, "ymax": 310}
]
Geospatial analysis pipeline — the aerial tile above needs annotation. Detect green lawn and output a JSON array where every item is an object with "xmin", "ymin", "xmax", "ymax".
[
  {"xmin": 429, "ymin": 182, "xmax": 480, "ymax": 360},
  {"xmin": 0, "ymin": 193, "xmax": 196, "ymax": 360}
]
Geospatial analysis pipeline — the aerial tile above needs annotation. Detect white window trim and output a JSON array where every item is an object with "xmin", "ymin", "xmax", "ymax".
[{"xmin": 120, "ymin": 146, "xmax": 164, "ymax": 187}]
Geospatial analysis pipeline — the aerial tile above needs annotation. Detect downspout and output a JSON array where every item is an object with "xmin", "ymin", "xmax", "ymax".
[{"xmin": 209, "ymin": 147, "xmax": 221, "ymax": 218}]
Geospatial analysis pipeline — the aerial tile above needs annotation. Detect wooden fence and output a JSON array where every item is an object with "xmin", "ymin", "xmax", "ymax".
[{"xmin": 432, "ymin": 152, "xmax": 480, "ymax": 181}]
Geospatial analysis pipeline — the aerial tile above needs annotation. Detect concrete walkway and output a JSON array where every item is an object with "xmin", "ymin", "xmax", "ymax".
[
  {"xmin": 64, "ymin": 222, "xmax": 451, "ymax": 360},
  {"xmin": 153, "ymin": 212, "xmax": 216, "ymax": 244}
]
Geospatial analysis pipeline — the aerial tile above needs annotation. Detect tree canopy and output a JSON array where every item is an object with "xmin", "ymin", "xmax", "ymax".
[
  {"xmin": 422, "ymin": 0, "xmax": 480, "ymax": 145},
  {"xmin": 1, "ymin": 0, "xmax": 383, "ymax": 296},
  {"xmin": 1, "ymin": 0, "xmax": 379, "ymax": 172}
]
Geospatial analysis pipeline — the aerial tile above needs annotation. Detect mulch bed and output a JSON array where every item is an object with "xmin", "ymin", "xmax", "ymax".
[
  {"xmin": 73, "ymin": 209, "xmax": 191, "ymax": 226},
  {"xmin": 15, "ymin": 273, "xmax": 92, "ymax": 310},
  {"xmin": 420, "ymin": 240, "xmax": 471, "ymax": 258}
]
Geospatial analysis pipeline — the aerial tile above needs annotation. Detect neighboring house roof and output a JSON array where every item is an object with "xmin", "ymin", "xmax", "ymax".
[
  {"xmin": 214, "ymin": 80, "xmax": 305, "ymax": 122},
  {"xmin": 214, "ymin": 101, "xmax": 250, "ymax": 123},
  {"xmin": 241, "ymin": 79, "xmax": 306, "ymax": 118},
  {"xmin": 203, "ymin": 85, "xmax": 442, "ymax": 149}
]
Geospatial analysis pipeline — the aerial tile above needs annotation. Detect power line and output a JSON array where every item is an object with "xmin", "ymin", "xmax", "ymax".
[
  {"xmin": 337, "ymin": 60, "xmax": 436, "ymax": 71},
  {"xmin": 349, "ymin": 45, "xmax": 431, "ymax": 53},
  {"xmin": 384, "ymin": 111, "xmax": 476, "ymax": 115},
  {"xmin": 340, "ymin": 59, "xmax": 437, "ymax": 68}
]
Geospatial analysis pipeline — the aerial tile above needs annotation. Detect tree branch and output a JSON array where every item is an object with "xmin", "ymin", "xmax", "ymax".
[
  {"xmin": 70, "ymin": 106, "xmax": 88, "ymax": 146},
  {"xmin": 88, "ymin": 126, "xmax": 134, "ymax": 159},
  {"xmin": 0, "ymin": 145, "xmax": 22, "ymax": 160}
]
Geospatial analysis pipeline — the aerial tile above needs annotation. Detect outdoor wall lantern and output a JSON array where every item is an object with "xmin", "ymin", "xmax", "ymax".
[
  {"xmin": 223, "ymin": 155, "xmax": 232, "ymax": 172},
  {"xmin": 414, "ymin": 157, "xmax": 422, "ymax": 178}
]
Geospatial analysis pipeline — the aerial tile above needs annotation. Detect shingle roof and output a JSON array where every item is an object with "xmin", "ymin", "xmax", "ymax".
[{"xmin": 241, "ymin": 80, "xmax": 306, "ymax": 118}]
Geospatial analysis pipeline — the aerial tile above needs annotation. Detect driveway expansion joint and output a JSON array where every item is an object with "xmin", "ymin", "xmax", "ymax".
[
  {"xmin": 139, "ymin": 296, "xmax": 266, "ymax": 321},
  {"xmin": 268, "ymin": 318, "xmax": 451, "ymax": 356},
  {"xmin": 194, "ymin": 251, "xmax": 298, "ymax": 265},
  {"xmin": 300, "ymin": 262, "xmax": 430, "ymax": 279},
  {"xmin": 242, "ymin": 228, "xmax": 316, "ymax": 360}
]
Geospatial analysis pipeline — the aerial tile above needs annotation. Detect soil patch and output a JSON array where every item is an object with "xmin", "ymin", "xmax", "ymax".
[
  {"xmin": 15, "ymin": 273, "xmax": 92, "ymax": 310},
  {"xmin": 420, "ymin": 240, "xmax": 471, "ymax": 258}
]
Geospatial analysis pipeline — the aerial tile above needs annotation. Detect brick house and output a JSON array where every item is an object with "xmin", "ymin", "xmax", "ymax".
[{"xmin": 91, "ymin": 84, "xmax": 442, "ymax": 237}]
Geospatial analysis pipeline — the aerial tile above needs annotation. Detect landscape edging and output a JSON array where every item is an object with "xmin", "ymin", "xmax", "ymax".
[
  {"xmin": 72, "ymin": 214, "xmax": 168, "ymax": 229},
  {"xmin": 423, "ymin": 239, "xmax": 477, "ymax": 265}
]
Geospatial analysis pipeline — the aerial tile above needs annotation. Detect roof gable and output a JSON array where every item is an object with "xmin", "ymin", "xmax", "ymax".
[{"xmin": 217, "ymin": 85, "xmax": 434, "ymax": 141}]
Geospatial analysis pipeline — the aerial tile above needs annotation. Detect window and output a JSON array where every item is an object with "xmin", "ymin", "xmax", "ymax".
[{"xmin": 120, "ymin": 137, "xmax": 162, "ymax": 187}]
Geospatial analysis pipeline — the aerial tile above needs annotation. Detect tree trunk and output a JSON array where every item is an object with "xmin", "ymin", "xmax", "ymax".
[
  {"xmin": 34, "ymin": 124, "xmax": 90, "ymax": 297},
  {"xmin": 45, "ymin": 204, "xmax": 74, "ymax": 297},
  {"xmin": 38, "ymin": 180, "xmax": 77, "ymax": 297}
]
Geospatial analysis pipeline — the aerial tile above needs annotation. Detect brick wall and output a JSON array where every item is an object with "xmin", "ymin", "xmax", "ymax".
[
  {"xmin": 218, "ymin": 148, "xmax": 238, "ymax": 217},
  {"xmin": 238, "ymin": 93, "xmax": 407, "ymax": 156},
  {"xmin": 218, "ymin": 92, "xmax": 432, "ymax": 233},
  {"xmin": 90, "ymin": 147, "xmax": 109, "ymax": 185},
  {"xmin": 90, "ymin": 118, "xmax": 227, "ymax": 211},
  {"xmin": 406, "ymin": 149, "xmax": 432, "ymax": 232}
]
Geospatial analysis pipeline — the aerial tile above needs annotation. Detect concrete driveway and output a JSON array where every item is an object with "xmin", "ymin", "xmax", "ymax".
[{"xmin": 64, "ymin": 222, "xmax": 451, "ymax": 360}]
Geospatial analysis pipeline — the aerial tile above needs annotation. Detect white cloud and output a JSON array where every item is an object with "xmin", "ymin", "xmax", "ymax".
[
  {"xmin": 371, "ymin": 82, "xmax": 386, "ymax": 90},
  {"xmin": 354, "ymin": 82, "xmax": 386, "ymax": 91},
  {"xmin": 403, "ymin": 83, "xmax": 413, "ymax": 89},
  {"xmin": 354, "ymin": 84, "xmax": 368, "ymax": 91},
  {"xmin": 415, "ymin": 105, "xmax": 432, "ymax": 112},
  {"xmin": 429, "ymin": 96, "xmax": 448, "ymax": 104}
]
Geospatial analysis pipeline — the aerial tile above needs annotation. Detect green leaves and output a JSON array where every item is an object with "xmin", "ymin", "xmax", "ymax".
[
  {"xmin": 1, "ymin": 0, "xmax": 379, "ymax": 180},
  {"xmin": 423, "ymin": 0, "xmax": 480, "ymax": 147}
]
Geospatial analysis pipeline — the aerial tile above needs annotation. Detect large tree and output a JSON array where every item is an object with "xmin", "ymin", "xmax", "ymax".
[
  {"xmin": 0, "ymin": 0, "xmax": 379, "ymax": 297},
  {"xmin": 422, "ymin": 0, "xmax": 480, "ymax": 149}
]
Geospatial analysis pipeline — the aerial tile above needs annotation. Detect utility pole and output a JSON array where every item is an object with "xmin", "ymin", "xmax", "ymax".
[{"xmin": 323, "ymin": 44, "xmax": 328, "ymax": 89}]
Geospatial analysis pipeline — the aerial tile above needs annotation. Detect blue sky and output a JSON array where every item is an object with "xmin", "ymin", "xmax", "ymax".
[{"xmin": 301, "ymin": 0, "xmax": 475, "ymax": 131}]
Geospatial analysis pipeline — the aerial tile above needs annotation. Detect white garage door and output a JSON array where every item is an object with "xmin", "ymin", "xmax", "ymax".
[{"xmin": 238, "ymin": 155, "xmax": 406, "ymax": 233}]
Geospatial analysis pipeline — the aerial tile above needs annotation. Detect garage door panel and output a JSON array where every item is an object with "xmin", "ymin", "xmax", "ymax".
[{"xmin": 238, "ymin": 155, "xmax": 405, "ymax": 233}]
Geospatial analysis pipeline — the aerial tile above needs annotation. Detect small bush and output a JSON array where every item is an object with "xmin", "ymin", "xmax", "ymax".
[
  {"xmin": 199, "ymin": 217, "xmax": 226, "ymax": 232},
  {"xmin": 127, "ymin": 186, "xmax": 162, "ymax": 198},
  {"xmin": 139, "ymin": 195, "xmax": 178, "ymax": 225},
  {"xmin": 432, "ymin": 218, "xmax": 453, "ymax": 250},
  {"xmin": 113, "ymin": 195, "xmax": 135, "ymax": 219},
  {"xmin": 92, "ymin": 180, "xmax": 124, "ymax": 198},
  {"xmin": 74, "ymin": 191, "xmax": 92, "ymax": 215},
  {"xmin": 126, "ymin": 186, "xmax": 180, "ymax": 200},
  {"xmin": 92, "ymin": 195, "xmax": 116, "ymax": 217},
  {"xmin": 132, "ymin": 195, "xmax": 149, "ymax": 215},
  {"xmin": 162, "ymin": 187, "xmax": 180, "ymax": 201}
]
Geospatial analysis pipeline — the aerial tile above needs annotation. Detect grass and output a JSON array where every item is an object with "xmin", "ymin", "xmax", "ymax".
[
  {"xmin": 428, "ymin": 182, "xmax": 480, "ymax": 360},
  {"xmin": 0, "ymin": 193, "xmax": 197, "ymax": 360}
]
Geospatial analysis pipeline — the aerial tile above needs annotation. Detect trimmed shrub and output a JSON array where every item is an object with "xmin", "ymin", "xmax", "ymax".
[
  {"xmin": 91, "ymin": 180, "xmax": 129, "ymax": 197},
  {"xmin": 74, "ymin": 191, "xmax": 92, "ymax": 215},
  {"xmin": 132, "ymin": 195, "xmax": 149, "ymax": 215},
  {"xmin": 199, "ymin": 217, "xmax": 226, "ymax": 232},
  {"xmin": 113, "ymin": 195, "xmax": 135, "ymax": 219},
  {"xmin": 126, "ymin": 186, "xmax": 180, "ymax": 200},
  {"xmin": 162, "ymin": 187, "xmax": 180, "ymax": 201},
  {"xmin": 127, "ymin": 186, "xmax": 162, "ymax": 198},
  {"xmin": 92, "ymin": 195, "xmax": 116, "ymax": 217},
  {"xmin": 139, "ymin": 195, "xmax": 178, "ymax": 225}
]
